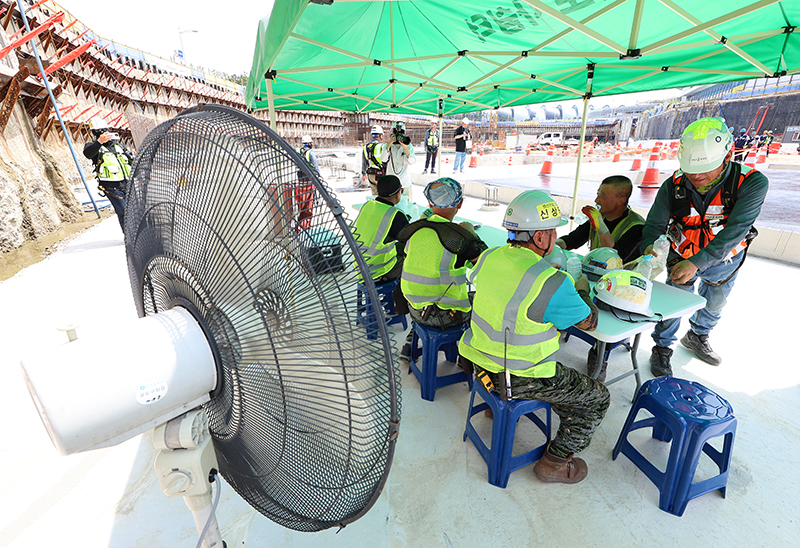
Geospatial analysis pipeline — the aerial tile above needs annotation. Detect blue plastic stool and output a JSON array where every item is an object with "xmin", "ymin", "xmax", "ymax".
[
  {"xmin": 564, "ymin": 326, "xmax": 630, "ymax": 363},
  {"xmin": 463, "ymin": 377, "xmax": 551, "ymax": 488},
  {"xmin": 356, "ymin": 278, "xmax": 407, "ymax": 340},
  {"xmin": 408, "ymin": 322, "xmax": 470, "ymax": 401},
  {"xmin": 612, "ymin": 377, "xmax": 736, "ymax": 516}
]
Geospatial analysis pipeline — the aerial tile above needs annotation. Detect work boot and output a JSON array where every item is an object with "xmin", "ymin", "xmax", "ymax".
[
  {"xmin": 533, "ymin": 444, "xmax": 588, "ymax": 484},
  {"xmin": 680, "ymin": 331, "xmax": 722, "ymax": 366},
  {"xmin": 422, "ymin": 169, "xmax": 427, "ymax": 174},
  {"xmin": 399, "ymin": 332, "xmax": 414, "ymax": 363},
  {"xmin": 587, "ymin": 346, "xmax": 608, "ymax": 383},
  {"xmin": 650, "ymin": 346, "xmax": 673, "ymax": 377}
]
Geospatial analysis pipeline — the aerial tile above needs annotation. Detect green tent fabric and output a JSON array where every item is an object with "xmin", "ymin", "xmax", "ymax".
[{"xmin": 247, "ymin": 0, "xmax": 800, "ymax": 115}]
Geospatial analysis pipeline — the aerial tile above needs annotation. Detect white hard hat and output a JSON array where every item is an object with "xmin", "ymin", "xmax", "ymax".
[
  {"xmin": 503, "ymin": 190, "xmax": 568, "ymax": 232},
  {"xmin": 301, "ymin": 134, "xmax": 312, "ymax": 144},
  {"xmin": 582, "ymin": 247, "xmax": 623, "ymax": 280},
  {"xmin": 678, "ymin": 117, "xmax": 733, "ymax": 174},
  {"xmin": 544, "ymin": 246, "xmax": 567, "ymax": 269},
  {"xmin": 462, "ymin": 117, "xmax": 470, "ymax": 124},
  {"xmin": 592, "ymin": 270, "xmax": 654, "ymax": 317},
  {"xmin": 430, "ymin": 116, "xmax": 438, "ymax": 123},
  {"xmin": 371, "ymin": 125, "xmax": 384, "ymax": 135},
  {"xmin": 90, "ymin": 119, "xmax": 110, "ymax": 132}
]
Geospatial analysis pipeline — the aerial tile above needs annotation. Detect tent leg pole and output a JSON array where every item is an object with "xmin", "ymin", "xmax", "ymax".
[
  {"xmin": 17, "ymin": 0, "xmax": 101, "ymax": 220},
  {"xmin": 266, "ymin": 77, "xmax": 276, "ymax": 129},
  {"xmin": 570, "ymin": 97, "xmax": 591, "ymax": 231}
]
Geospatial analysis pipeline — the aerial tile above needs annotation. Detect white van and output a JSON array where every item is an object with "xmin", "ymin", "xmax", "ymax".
[{"xmin": 535, "ymin": 132, "xmax": 564, "ymax": 146}]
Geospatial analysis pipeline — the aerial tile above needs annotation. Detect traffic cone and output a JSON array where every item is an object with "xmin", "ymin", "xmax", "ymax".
[
  {"xmin": 744, "ymin": 146, "xmax": 757, "ymax": 168},
  {"xmin": 587, "ymin": 144, "xmax": 594, "ymax": 156},
  {"xmin": 605, "ymin": 144, "xmax": 613, "ymax": 159},
  {"xmin": 540, "ymin": 145, "xmax": 554, "ymax": 175},
  {"xmin": 631, "ymin": 144, "xmax": 643, "ymax": 170},
  {"xmin": 508, "ymin": 155, "xmax": 513, "ymax": 166},
  {"xmin": 756, "ymin": 146, "xmax": 767, "ymax": 164},
  {"xmin": 670, "ymin": 141, "xmax": 679, "ymax": 157},
  {"xmin": 526, "ymin": 143, "xmax": 531, "ymax": 156},
  {"xmin": 640, "ymin": 145, "xmax": 661, "ymax": 187},
  {"xmin": 612, "ymin": 144, "xmax": 621, "ymax": 162},
  {"xmin": 469, "ymin": 146, "xmax": 478, "ymax": 168},
  {"xmin": 479, "ymin": 144, "xmax": 484, "ymax": 156},
  {"xmin": 659, "ymin": 141, "xmax": 668, "ymax": 160},
  {"xmin": 445, "ymin": 156, "xmax": 449, "ymax": 164}
]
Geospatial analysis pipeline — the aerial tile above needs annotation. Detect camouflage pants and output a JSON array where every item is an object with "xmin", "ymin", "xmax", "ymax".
[{"xmin": 476, "ymin": 362, "xmax": 610, "ymax": 458}]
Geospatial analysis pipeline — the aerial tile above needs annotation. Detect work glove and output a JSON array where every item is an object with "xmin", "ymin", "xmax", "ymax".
[{"xmin": 581, "ymin": 205, "xmax": 608, "ymax": 235}]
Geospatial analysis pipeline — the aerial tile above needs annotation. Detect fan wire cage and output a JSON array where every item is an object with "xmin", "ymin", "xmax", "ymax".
[{"xmin": 125, "ymin": 104, "xmax": 401, "ymax": 532}]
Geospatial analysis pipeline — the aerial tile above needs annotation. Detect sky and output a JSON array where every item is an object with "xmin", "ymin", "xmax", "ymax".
[{"xmin": 57, "ymin": 0, "xmax": 275, "ymax": 75}]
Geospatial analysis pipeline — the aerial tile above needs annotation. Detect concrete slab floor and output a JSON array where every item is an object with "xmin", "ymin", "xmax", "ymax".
[{"xmin": 0, "ymin": 182, "xmax": 798, "ymax": 548}]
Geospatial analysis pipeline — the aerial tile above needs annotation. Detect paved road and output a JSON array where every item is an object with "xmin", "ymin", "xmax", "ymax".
[{"xmin": 473, "ymin": 167, "xmax": 797, "ymax": 232}]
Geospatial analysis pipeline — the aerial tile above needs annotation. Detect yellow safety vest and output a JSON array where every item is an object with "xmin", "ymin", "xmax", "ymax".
[
  {"xmin": 459, "ymin": 245, "xmax": 562, "ymax": 378},
  {"xmin": 96, "ymin": 143, "xmax": 131, "ymax": 182},
  {"xmin": 352, "ymin": 199, "xmax": 401, "ymax": 281},
  {"xmin": 400, "ymin": 215, "xmax": 471, "ymax": 312},
  {"xmin": 589, "ymin": 207, "xmax": 645, "ymax": 250}
]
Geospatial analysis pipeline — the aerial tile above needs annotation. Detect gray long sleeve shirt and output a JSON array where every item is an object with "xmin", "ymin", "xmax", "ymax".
[{"xmin": 641, "ymin": 163, "xmax": 768, "ymax": 271}]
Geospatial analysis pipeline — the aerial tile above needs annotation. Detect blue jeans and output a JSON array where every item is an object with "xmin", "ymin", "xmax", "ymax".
[
  {"xmin": 652, "ymin": 251, "xmax": 744, "ymax": 347},
  {"xmin": 101, "ymin": 185, "xmax": 126, "ymax": 231},
  {"xmin": 454, "ymin": 151, "xmax": 467, "ymax": 171}
]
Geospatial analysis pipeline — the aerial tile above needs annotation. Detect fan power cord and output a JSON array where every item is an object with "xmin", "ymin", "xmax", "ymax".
[{"xmin": 195, "ymin": 469, "xmax": 225, "ymax": 548}]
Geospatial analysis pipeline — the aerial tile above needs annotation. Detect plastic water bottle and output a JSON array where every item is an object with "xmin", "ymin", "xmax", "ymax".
[
  {"xmin": 566, "ymin": 255, "xmax": 583, "ymax": 282},
  {"xmin": 634, "ymin": 254, "xmax": 654, "ymax": 280},
  {"xmin": 653, "ymin": 235, "xmax": 670, "ymax": 268}
]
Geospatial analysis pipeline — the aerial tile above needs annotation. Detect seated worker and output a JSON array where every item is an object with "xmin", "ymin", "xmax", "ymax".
[
  {"xmin": 397, "ymin": 178, "xmax": 488, "ymax": 358},
  {"xmin": 556, "ymin": 175, "xmax": 645, "ymax": 264},
  {"xmin": 459, "ymin": 190, "xmax": 610, "ymax": 484},
  {"xmin": 351, "ymin": 175, "xmax": 410, "ymax": 282}
]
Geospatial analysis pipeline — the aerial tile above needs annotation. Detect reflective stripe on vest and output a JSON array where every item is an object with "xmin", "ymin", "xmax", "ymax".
[
  {"xmin": 352, "ymin": 200, "xmax": 398, "ymax": 280},
  {"xmin": 670, "ymin": 169, "xmax": 752, "ymax": 261},
  {"xmin": 459, "ymin": 245, "xmax": 562, "ymax": 378},
  {"xmin": 589, "ymin": 207, "xmax": 645, "ymax": 250},
  {"xmin": 400, "ymin": 215, "xmax": 471, "ymax": 311},
  {"xmin": 97, "ymin": 144, "xmax": 131, "ymax": 182}
]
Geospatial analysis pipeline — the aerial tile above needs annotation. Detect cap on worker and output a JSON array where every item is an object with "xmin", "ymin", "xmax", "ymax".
[
  {"xmin": 90, "ymin": 119, "xmax": 110, "ymax": 132},
  {"xmin": 503, "ymin": 190, "xmax": 567, "ymax": 233},
  {"xmin": 461, "ymin": 117, "xmax": 470, "ymax": 125},
  {"xmin": 377, "ymin": 175, "xmax": 402, "ymax": 197},
  {"xmin": 678, "ymin": 117, "xmax": 733, "ymax": 174},
  {"xmin": 301, "ymin": 135, "xmax": 312, "ymax": 144},
  {"xmin": 371, "ymin": 125, "xmax": 384, "ymax": 135},
  {"xmin": 424, "ymin": 177, "xmax": 463, "ymax": 208}
]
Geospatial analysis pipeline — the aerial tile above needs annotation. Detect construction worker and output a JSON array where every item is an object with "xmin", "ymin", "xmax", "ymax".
[
  {"xmin": 453, "ymin": 118, "xmax": 471, "ymax": 173},
  {"xmin": 555, "ymin": 175, "xmax": 644, "ymax": 381},
  {"xmin": 422, "ymin": 117, "xmax": 440, "ymax": 174},
  {"xmin": 459, "ymin": 190, "xmax": 609, "ymax": 484},
  {"xmin": 382, "ymin": 120, "xmax": 416, "ymax": 200},
  {"xmin": 83, "ymin": 120, "xmax": 132, "ymax": 231},
  {"xmin": 733, "ymin": 128, "xmax": 751, "ymax": 162},
  {"xmin": 556, "ymin": 175, "xmax": 644, "ymax": 264},
  {"xmin": 361, "ymin": 125, "xmax": 385, "ymax": 195},
  {"xmin": 396, "ymin": 178, "xmax": 487, "ymax": 358},
  {"xmin": 351, "ymin": 175, "xmax": 409, "ymax": 283},
  {"xmin": 760, "ymin": 130, "xmax": 773, "ymax": 156},
  {"xmin": 297, "ymin": 134, "xmax": 319, "ymax": 174},
  {"xmin": 643, "ymin": 117, "xmax": 768, "ymax": 376}
]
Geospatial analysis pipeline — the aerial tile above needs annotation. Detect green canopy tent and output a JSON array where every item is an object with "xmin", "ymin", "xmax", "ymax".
[{"xmin": 247, "ymin": 0, "xmax": 800, "ymax": 219}]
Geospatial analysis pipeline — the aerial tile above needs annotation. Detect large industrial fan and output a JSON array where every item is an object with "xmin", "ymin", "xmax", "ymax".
[{"xmin": 21, "ymin": 104, "xmax": 401, "ymax": 543}]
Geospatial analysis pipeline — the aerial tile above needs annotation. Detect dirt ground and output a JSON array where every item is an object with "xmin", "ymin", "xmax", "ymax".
[{"xmin": 0, "ymin": 208, "xmax": 113, "ymax": 282}]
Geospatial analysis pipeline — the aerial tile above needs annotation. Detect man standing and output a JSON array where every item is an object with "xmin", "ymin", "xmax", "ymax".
[
  {"xmin": 423, "ymin": 118, "xmax": 440, "ymax": 174},
  {"xmin": 297, "ymin": 134, "xmax": 319, "ymax": 174},
  {"xmin": 459, "ymin": 190, "xmax": 609, "ymax": 484},
  {"xmin": 398, "ymin": 178, "xmax": 486, "ymax": 331},
  {"xmin": 83, "ymin": 120, "xmax": 132, "ymax": 231},
  {"xmin": 643, "ymin": 117, "xmax": 768, "ymax": 376},
  {"xmin": 733, "ymin": 128, "xmax": 751, "ymax": 162},
  {"xmin": 352, "ymin": 175, "xmax": 409, "ymax": 283},
  {"xmin": 453, "ymin": 118, "xmax": 471, "ymax": 173},
  {"xmin": 361, "ymin": 125, "xmax": 386, "ymax": 195},
  {"xmin": 556, "ymin": 175, "xmax": 644, "ymax": 264},
  {"xmin": 382, "ymin": 120, "xmax": 416, "ymax": 200}
]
